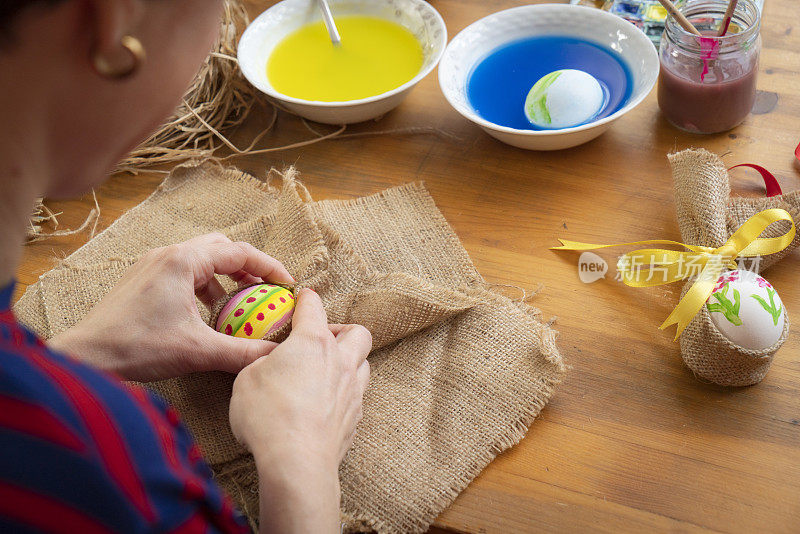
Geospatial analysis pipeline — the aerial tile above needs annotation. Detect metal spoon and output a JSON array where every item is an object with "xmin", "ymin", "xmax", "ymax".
[{"xmin": 317, "ymin": 0, "xmax": 341, "ymax": 46}]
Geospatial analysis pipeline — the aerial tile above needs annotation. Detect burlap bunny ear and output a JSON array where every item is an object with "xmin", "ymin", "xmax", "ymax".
[
  {"xmin": 668, "ymin": 148, "xmax": 795, "ymax": 386},
  {"xmin": 728, "ymin": 191, "xmax": 800, "ymax": 271},
  {"xmin": 669, "ymin": 148, "xmax": 800, "ymax": 271},
  {"xmin": 670, "ymin": 149, "xmax": 732, "ymax": 249}
]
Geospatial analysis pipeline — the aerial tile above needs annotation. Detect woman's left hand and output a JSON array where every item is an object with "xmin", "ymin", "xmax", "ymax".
[{"xmin": 49, "ymin": 233, "xmax": 295, "ymax": 382}]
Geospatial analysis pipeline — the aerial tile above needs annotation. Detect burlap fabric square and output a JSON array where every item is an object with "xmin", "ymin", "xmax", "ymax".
[
  {"xmin": 668, "ymin": 149, "xmax": 798, "ymax": 386},
  {"xmin": 14, "ymin": 162, "xmax": 565, "ymax": 533}
]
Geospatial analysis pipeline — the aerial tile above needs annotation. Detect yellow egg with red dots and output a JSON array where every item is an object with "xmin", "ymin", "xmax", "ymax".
[{"xmin": 216, "ymin": 284, "xmax": 295, "ymax": 339}]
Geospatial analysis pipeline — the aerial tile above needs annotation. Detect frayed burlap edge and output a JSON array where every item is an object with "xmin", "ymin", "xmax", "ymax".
[
  {"xmin": 209, "ymin": 173, "xmax": 566, "ymax": 534},
  {"xmin": 210, "ymin": 328, "xmax": 564, "ymax": 534},
  {"xmin": 16, "ymin": 161, "xmax": 566, "ymax": 534},
  {"xmin": 333, "ymin": 285, "xmax": 564, "ymax": 534},
  {"xmin": 339, "ymin": 320, "xmax": 564, "ymax": 534}
]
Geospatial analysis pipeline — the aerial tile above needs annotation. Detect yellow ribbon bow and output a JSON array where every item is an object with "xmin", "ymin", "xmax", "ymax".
[{"xmin": 551, "ymin": 208, "xmax": 796, "ymax": 340}]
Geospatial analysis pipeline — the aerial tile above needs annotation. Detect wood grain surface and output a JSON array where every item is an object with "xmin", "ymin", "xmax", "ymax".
[{"xmin": 14, "ymin": 0, "xmax": 800, "ymax": 532}]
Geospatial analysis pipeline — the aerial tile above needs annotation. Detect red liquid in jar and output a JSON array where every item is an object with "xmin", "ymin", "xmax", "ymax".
[{"xmin": 658, "ymin": 33, "xmax": 758, "ymax": 134}]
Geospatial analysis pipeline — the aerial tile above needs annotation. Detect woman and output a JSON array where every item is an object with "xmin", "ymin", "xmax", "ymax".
[{"xmin": 0, "ymin": 1, "xmax": 372, "ymax": 532}]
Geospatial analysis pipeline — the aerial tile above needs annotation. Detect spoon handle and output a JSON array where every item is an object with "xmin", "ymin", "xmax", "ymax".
[{"xmin": 317, "ymin": 0, "xmax": 342, "ymax": 45}]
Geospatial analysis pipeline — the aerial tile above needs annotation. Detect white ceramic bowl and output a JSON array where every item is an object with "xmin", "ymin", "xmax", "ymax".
[
  {"xmin": 238, "ymin": 0, "xmax": 447, "ymax": 124},
  {"xmin": 438, "ymin": 4, "xmax": 659, "ymax": 150}
]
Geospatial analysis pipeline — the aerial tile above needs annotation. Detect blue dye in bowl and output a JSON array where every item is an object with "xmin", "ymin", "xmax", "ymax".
[{"xmin": 467, "ymin": 36, "xmax": 633, "ymax": 131}]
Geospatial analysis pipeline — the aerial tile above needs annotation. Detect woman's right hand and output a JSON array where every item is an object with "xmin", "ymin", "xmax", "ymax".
[{"xmin": 229, "ymin": 288, "xmax": 371, "ymax": 534}]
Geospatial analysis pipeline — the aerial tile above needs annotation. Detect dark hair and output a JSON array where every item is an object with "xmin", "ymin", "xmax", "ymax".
[{"xmin": 1, "ymin": 1, "xmax": 65, "ymax": 37}]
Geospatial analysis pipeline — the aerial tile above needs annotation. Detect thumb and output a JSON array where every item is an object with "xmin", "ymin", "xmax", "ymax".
[{"xmin": 194, "ymin": 326, "xmax": 279, "ymax": 373}]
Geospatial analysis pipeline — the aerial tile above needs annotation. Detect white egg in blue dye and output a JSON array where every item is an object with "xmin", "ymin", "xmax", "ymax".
[{"xmin": 524, "ymin": 69, "xmax": 605, "ymax": 129}]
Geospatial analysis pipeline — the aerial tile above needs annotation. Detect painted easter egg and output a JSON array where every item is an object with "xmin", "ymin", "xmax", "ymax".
[
  {"xmin": 524, "ymin": 69, "xmax": 605, "ymax": 129},
  {"xmin": 706, "ymin": 270, "xmax": 786, "ymax": 351},
  {"xmin": 216, "ymin": 284, "xmax": 295, "ymax": 339}
]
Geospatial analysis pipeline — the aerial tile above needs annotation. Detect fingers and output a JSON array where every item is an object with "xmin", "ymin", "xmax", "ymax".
[
  {"xmin": 335, "ymin": 325, "xmax": 372, "ymax": 367},
  {"xmin": 356, "ymin": 359, "xmax": 370, "ymax": 392},
  {"xmin": 169, "ymin": 235, "xmax": 293, "ymax": 289},
  {"xmin": 290, "ymin": 288, "xmax": 331, "ymax": 338},
  {"xmin": 339, "ymin": 362, "xmax": 369, "ymax": 462},
  {"xmin": 228, "ymin": 270, "xmax": 263, "ymax": 287},
  {"xmin": 195, "ymin": 277, "xmax": 227, "ymax": 309},
  {"xmin": 198, "ymin": 241, "xmax": 295, "ymax": 285},
  {"xmin": 150, "ymin": 234, "xmax": 294, "ymax": 289},
  {"xmin": 183, "ymin": 232, "xmax": 231, "ymax": 247},
  {"xmin": 340, "ymin": 425, "xmax": 359, "ymax": 463},
  {"xmin": 340, "ymin": 383, "xmax": 367, "ymax": 461},
  {"xmin": 196, "ymin": 327, "xmax": 279, "ymax": 373},
  {"xmin": 327, "ymin": 323, "xmax": 348, "ymax": 335}
]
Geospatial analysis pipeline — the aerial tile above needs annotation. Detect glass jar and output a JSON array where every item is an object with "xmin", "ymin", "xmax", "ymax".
[{"xmin": 657, "ymin": 0, "xmax": 761, "ymax": 134}]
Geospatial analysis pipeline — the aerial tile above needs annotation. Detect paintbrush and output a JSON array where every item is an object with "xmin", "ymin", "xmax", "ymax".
[
  {"xmin": 656, "ymin": 0, "xmax": 702, "ymax": 36},
  {"xmin": 717, "ymin": 0, "xmax": 739, "ymax": 36}
]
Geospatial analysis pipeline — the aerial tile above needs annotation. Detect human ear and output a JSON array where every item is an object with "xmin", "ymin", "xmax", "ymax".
[{"xmin": 84, "ymin": 0, "xmax": 145, "ymax": 78}]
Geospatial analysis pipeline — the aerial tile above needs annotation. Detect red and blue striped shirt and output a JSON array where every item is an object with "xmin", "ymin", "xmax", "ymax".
[{"xmin": 0, "ymin": 281, "xmax": 250, "ymax": 533}]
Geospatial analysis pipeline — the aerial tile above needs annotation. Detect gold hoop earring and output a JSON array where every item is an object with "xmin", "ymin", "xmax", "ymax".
[{"xmin": 92, "ymin": 36, "xmax": 146, "ymax": 80}]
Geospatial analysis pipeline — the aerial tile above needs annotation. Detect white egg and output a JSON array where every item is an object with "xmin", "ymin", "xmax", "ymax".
[
  {"xmin": 706, "ymin": 270, "xmax": 786, "ymax": 351},
  {"xmin": 524, "ymin": 69, "xmax": 605, "ymax": 129}
]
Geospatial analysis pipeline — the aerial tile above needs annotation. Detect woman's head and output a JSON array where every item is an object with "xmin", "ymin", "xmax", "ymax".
[{"xmin": 0, "ymin": 0, "xmax": 223, "ymax": 197}]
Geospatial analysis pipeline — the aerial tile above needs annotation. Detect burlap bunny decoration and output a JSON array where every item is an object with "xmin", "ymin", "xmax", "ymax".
[{"xmin": 669, "ymin": 148, "xmax": 800, "ymax": 386}]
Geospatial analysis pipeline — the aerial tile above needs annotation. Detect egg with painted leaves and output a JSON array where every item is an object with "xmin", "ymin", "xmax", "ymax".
[
  {"xmin": 524, "ymin": 69, "xmax": 605, "ymax": 129},
  {"xmin": 706, "ymin": 270, "xmax": 786, "ymax": 351},
  {"xmin": 216, "ymin": 284, "xmax": 295, "ymax": 339}
]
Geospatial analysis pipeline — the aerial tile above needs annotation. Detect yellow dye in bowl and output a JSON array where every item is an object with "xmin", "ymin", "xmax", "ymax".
[{"xmin": 267, "ymin": 15, "xmax": 424, "ymax": 102}]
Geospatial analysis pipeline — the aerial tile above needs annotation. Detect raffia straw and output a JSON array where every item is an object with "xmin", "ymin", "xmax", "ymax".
[
  {"xmin": 115, "ymin": 0, "xmax": 257, "ymax": 171},
  {"xmin": 27, "ymin": 191, "xmax": 100, "ymax": 243},
  {"xmin": 27, "ymin": 199, "xmax": 61, "ymax": 239}
]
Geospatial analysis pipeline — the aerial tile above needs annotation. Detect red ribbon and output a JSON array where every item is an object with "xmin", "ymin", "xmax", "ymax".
[
  {"xmin": 729, "ymin": 163, "xmax": 783, "ymax": 197},
  {"xmin": 727, "ymin": 141, "xmax": 800, "ymax": 198}
]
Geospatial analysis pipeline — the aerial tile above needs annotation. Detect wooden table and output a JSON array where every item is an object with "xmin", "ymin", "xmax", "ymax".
[{"xmin": 16, "ymin": 0, "xmax": 800, "ymax": 532}]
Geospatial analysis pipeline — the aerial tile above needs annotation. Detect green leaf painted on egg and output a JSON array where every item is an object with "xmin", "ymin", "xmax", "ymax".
[
  {"xmin": 751, "ymin": 287, "xmax": 782, "ymax": 326},
  {"xmin": 524, "ymin": 70, "xmax": 563, "ymax": 126},
  {"xmin": 707, "ymin": 283, "xmax": 743, "ymax": 326}
]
